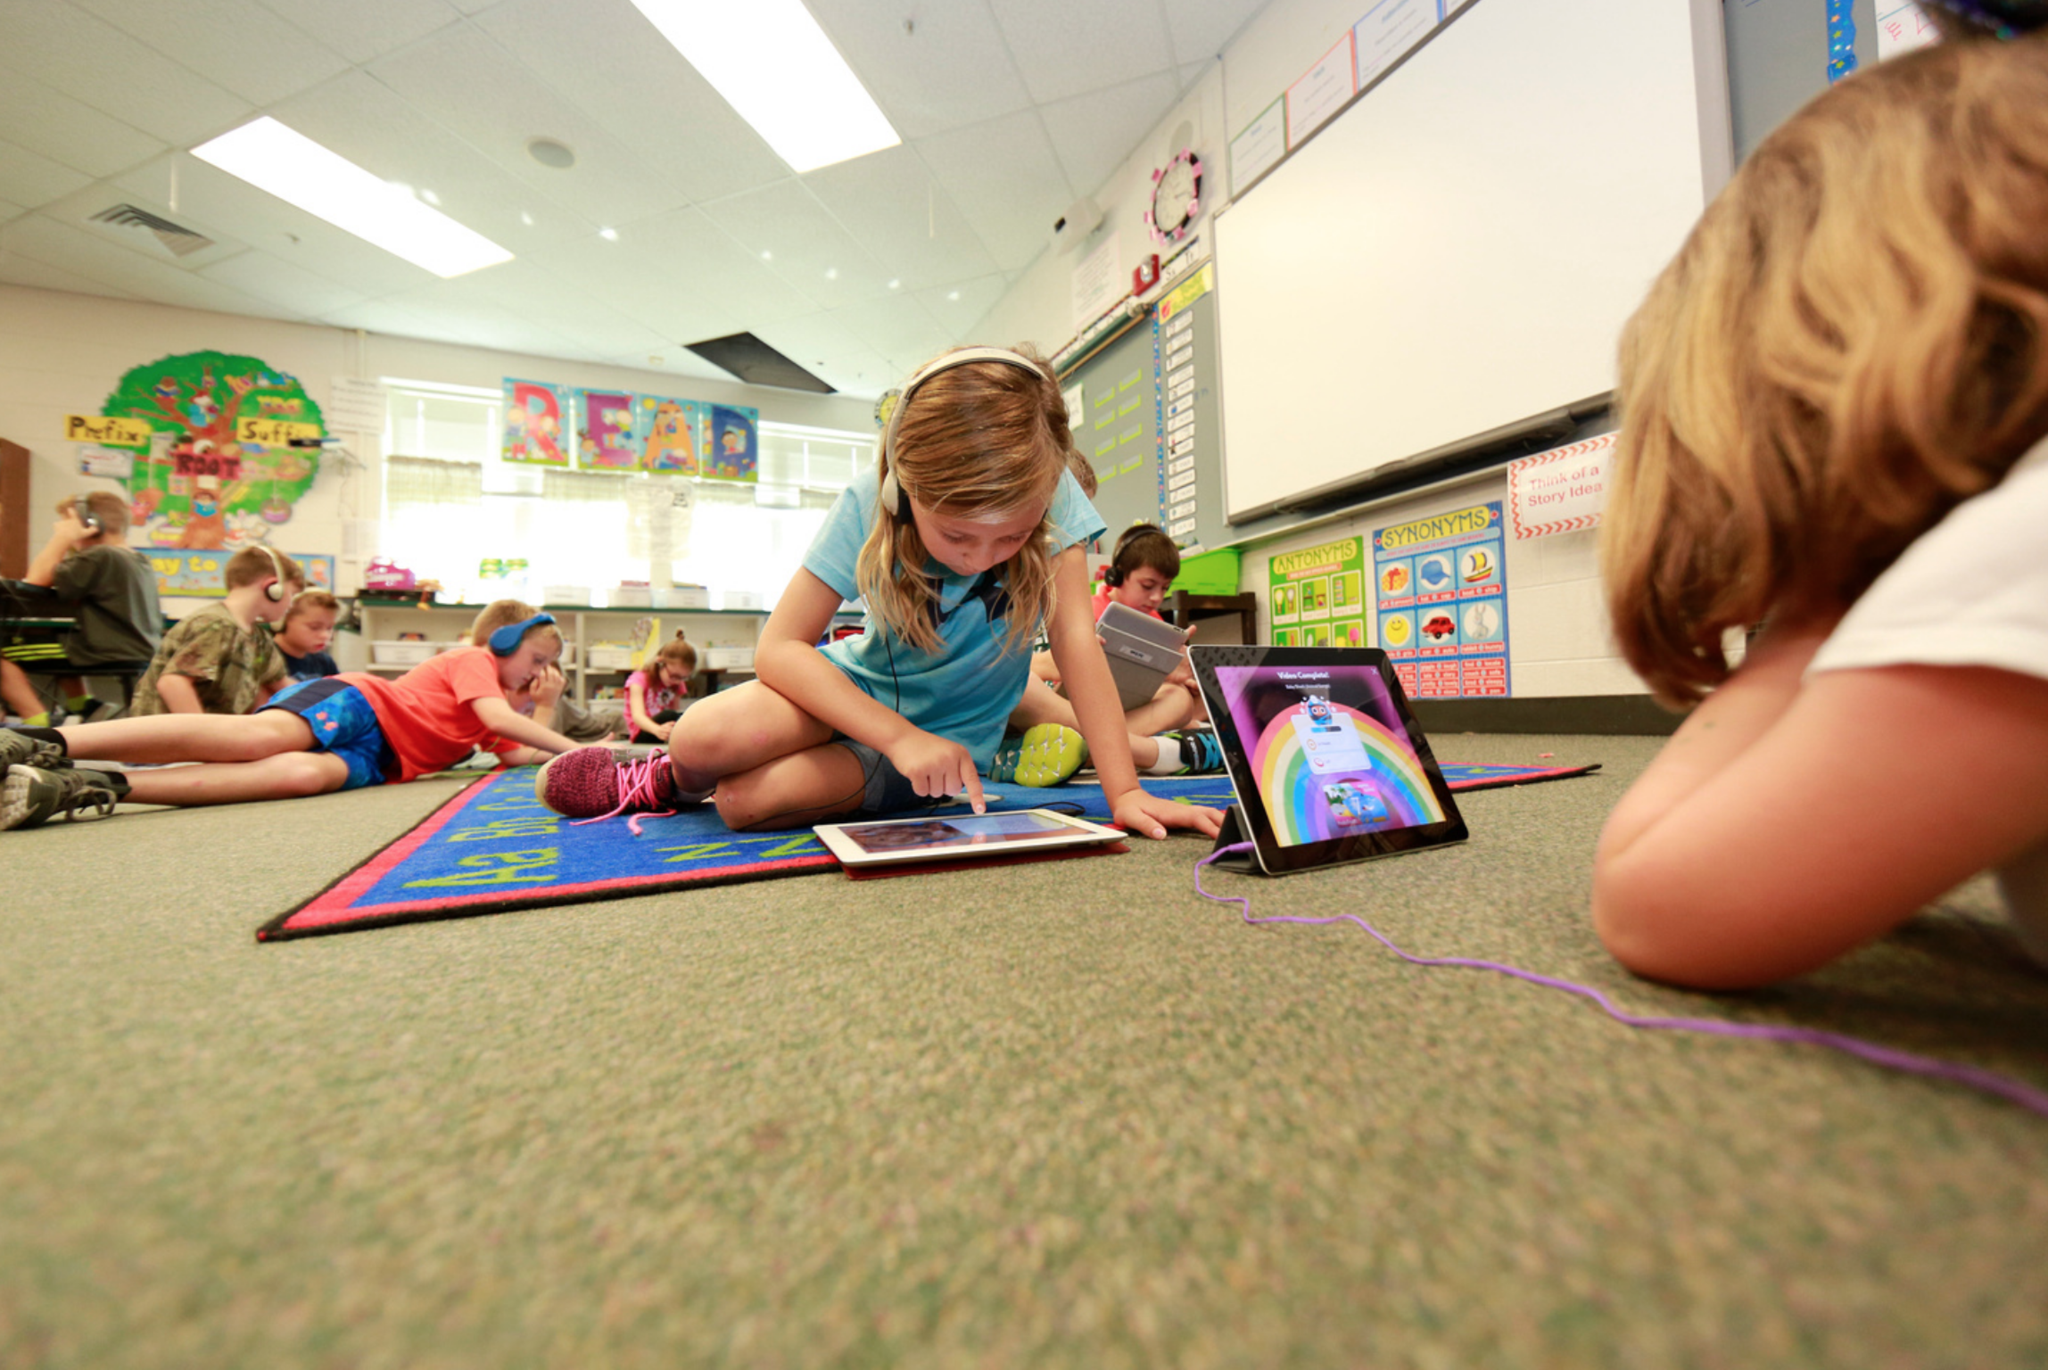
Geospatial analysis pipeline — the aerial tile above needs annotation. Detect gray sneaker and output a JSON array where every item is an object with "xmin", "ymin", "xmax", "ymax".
[
  {"xmin": 0, "ymin": 765, "xmax": 126, "ymax": 831},
  {"xmin": 0, "ymin": 729, "xmax": 69, "ymax": 776}
]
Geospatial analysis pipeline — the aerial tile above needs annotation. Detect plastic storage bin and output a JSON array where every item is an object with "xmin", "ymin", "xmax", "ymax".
[
  {"xmin": 586, "ymin": 645, "xmax": 636, "ymax": 670},
  {"xmin": 542, "ymin": 585, "xmax": 591, "ymax": 606},
  {"xmin": 1174, "ymin": 548, "xmax": 1241, "ymax": 595},
  {"xmin": 654, "ymin": 586, "xmax": 711, "ymax": 610},
  {"xmin": 718, "ymin": 590, "xmax": 764, "ymax": 611},
  {"xmin": 703, "ymin": 647, "xmax": 756, "ymax": 671},
  {"xmin": 371, "ymin": 640, "xmax": 440, "ymax": 665}
]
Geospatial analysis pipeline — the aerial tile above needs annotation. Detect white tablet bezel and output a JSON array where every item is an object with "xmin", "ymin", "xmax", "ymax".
[{"xmin": 814, "ymin": 807, "xmax": 1128, "ymax": 868}]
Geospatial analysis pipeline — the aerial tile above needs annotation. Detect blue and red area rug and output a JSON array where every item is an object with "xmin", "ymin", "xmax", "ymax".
[{"xmin": 258, "ymin": 762, "xmax": 1597, "ymax": 942}]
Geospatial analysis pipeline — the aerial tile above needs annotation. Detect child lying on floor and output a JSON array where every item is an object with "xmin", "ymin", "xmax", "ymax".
[
  {"xmin": 1590, "ymin": 7, "xmax": 2048, "ymax": 987},
  {"xmin": 0, "ymin": 614, "xmax": 583, "ymax": 829}
]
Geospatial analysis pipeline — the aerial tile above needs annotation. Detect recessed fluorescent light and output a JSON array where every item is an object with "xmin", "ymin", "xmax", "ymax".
[
  {"xmin": 192, "ymin": 117, "xmax": 513, "ymax": 278},
  {"xmin": 628, "ymin": 0, "xmax": 900, "ymax": 173}
]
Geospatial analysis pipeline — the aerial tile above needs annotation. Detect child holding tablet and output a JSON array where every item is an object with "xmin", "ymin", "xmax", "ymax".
[
  {"xmin": 537, "ymin": 346, "xmax": 1223, "ymax": 841},
  {"xmin": 1591, "ymin": 9, "xmax": 2048, "ymax": 988}
]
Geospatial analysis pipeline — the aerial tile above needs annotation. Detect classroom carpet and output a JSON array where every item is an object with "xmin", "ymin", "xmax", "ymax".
[
  {"xmin": 260, "ymin": 763, "xmax": 1599, "ymax": 941},
  {"xmin": 8, "ymin": 734, "xmax": 2047, "ymax": 1370}
]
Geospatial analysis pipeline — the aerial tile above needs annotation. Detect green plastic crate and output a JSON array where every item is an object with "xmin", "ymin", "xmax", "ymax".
[{"xmin": 1174, "ymin": 547, "xmax": 1241, "ymax": 596}]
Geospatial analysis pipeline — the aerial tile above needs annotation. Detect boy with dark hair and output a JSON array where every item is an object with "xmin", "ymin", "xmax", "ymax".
[
  {"xmin": 272, "ymin": 589, "xmax": 341, "ymax": 681},
  {"xmin": 998, "ymin": 522, "xmax": 1218, "ymax": 785},
  {"xmin": 131, "ymin": 546, "xmax": 301, "ymax": 716},
  {"xmin": 0, "ymin": 493, "xmax": 161, "ymax": 726},
  {"xmin": 0, "ymin": 614, "xmax": 583, "ymax": 830}
]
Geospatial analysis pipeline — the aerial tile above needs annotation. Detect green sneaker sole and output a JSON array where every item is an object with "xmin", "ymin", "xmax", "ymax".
[{"xmin": 1009, "ymin": 723, "xmax": 1087, "ymax": 788}]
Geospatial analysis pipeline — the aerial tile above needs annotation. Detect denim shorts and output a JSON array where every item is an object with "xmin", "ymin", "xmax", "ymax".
[
  {"xmin": 260, "ymin": 678, "xmax": 393, "ymax": 791},
  {"xmin": 830, "ymin": 737, "xmax": 925, "ymax": 816}
]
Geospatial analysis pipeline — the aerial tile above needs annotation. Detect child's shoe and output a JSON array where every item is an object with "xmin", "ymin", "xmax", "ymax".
[
  {"xmin": 1167, "ymin": 729, "xmax": 1225, "ymax": 775},
  {"xmin": 989, "ymin": 723, "xmax": 1088, "ymax": 788},
  {"xmin": 537, "ymin": 746, "xmax": 702, "ymax": 831},
  {"xmin": 0, "ymin": 765, "xmax": 125, "ymax": 831},
  {"xmin": 0, "ymin": 728, "xmax": 70, "ymax": 777}
]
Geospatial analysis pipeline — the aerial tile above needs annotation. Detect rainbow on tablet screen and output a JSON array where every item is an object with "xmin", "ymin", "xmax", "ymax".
[{"xmin": 1249, "ymin": 704, "xmax": 1445, "ymax": 846}]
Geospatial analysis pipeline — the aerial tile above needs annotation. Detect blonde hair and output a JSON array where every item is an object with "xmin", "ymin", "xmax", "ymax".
[
  {"xmin": 283, "ymin": 589, "xmax": 339, "ymax": 624},
  {"xmin": 653, "ymin": 632, "xmax": 697, "ymax": 675},
  {"xmin": 856, "ymin": 346, "xmax": 1076, "ymax": 655},
  {"xmin": 224, "ymin": 545, "xmax": 305, "ymax": 590},
  {"xmin": 464, "ymin": 598, "xmax": 562, "ymax": 652},
  {"xmin": 1602, "ymin": 31, "xmax": 2048, "ymax": 705}
]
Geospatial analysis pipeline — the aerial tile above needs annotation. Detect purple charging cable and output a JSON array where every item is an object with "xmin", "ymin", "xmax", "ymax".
[{"xmin": 1195, "ymin": 843, "xmax": 2048, "ymax": 1119}]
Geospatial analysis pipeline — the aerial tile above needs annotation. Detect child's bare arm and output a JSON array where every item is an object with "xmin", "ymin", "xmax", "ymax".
[
  {"xmin": 1593, "ymin": 646, "xmax": 2048, "ymax": 988},
  {"xmin": 470, "ymin": 695, "xmax": 580, "ymax": 756},
  {"xmin": 625, "ymin": 677, "xmax": 658, "ymax": 735},
  {"xmin": 154, "ymin": 672, "xmax": 205, "ymax": 714}
]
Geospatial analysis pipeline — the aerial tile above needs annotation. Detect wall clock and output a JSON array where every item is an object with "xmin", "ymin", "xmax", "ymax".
[{"xmin": 1145, "ymin": 149, "xmax": 1203, "ymax": 247}]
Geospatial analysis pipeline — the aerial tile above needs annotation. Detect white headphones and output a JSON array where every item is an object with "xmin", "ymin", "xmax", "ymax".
[
  {"xmin": 259, "ymin": 544, "xmax": 290, "ymax": 602},
  {"xmin": 877, "ymin": 346, "xmax": 1045, "ymax": 520}
]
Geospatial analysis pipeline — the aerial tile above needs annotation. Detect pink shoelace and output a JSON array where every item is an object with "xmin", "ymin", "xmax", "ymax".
[{"xmin": 570, "ymin": 751, "xmax": 677, "ymax": 837}]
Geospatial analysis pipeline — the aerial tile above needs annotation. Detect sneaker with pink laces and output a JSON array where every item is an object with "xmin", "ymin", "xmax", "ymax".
[{"xmin": 536, "ymin": 746, "xmax": 682, "ymax": 822}]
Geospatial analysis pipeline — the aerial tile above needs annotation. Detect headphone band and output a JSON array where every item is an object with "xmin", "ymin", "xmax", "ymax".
[
  {"xmin": 879, "ymin": 347, "xmax": 1045, "ymax": 517},
  {"xmin": 489, "ymin": 612, "xmax": 557, "ymax": 656},
  {"xmin": 259, "ymin": 544, "xmax": 291, "ymax": 602}
]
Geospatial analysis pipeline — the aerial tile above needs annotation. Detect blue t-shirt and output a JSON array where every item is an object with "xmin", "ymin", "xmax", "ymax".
[{"xmin": 804, "ymin": 468, "xmax": 1107, "ymax": 769}]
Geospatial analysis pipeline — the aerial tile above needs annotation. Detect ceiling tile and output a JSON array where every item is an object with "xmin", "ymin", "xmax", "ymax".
[
  {"xmin": 70, "ymin": 0, "xmax": 351, "ymax": 106},
  {"xmin": 269, "ymin": 70, "xmax": 594, "ymax": 255},
  {"xmin": 109, "ymin": 153, "xmax": 439, "ymax": 297},
  {"xmin": 0, "ymin": 248, "xmax": 135, "ymax": 300},
  {"xmin": 520, "ymin": 228, "xmax": 740, "ymax": 346},
  {"xmin": 413, "ymin": 258, "xmax": 675, "ymax": 361},
  {"xmin": 367, "ymin": 23, "xmax": 691, "ymax": 228},
  {"xmin": 362, "ymin": 289, "xmax": 591, "ymax": 362},
  {"xmin": 605, "ymin": 208, "xmax": 822, "ymax": 333},
  {"xmin": 697, "ymin": 179, "xmax": 893, "ymax": 311},
  {"xmin": 254, "ymin": 0, "xmax": 462, "ymax": 66},
  {"xmin": 802, "ymin": 146, "xmax": 997, "ymax": 294},
  {"xmin": 912, "ymin": 111, "xmax": 1072, "ymax": 274},
  {"xmin": 470, "ymin": 0, "xmax": 789, "ymax": 204},
  {"xmin": 986, "ymin": 0, "xmax": 1173, "ymax": 106},
  {"xmin": 600, "ymin": 350, "xmax": 734, "ymax": 386},
  {"xmin": 1162, "ymin": 0, "xmax": 1268, "ymax": 69},
  {"xmin": 0, "ymin": 198, "xmax": 24, "ymax": 225},
  {"xmin": 1040, "ymin": 72, "xmax": 1182, "ymax": 201},
  {"xmin": 0, "ymin": 140, "xmax": 95, "ymax": 209},
  {"xmin": 806, "ymin": 0, "xmax": 1032, "ymax": 141},
  {"xmin": 752, "ymin": 311, "xmax": 896, "ymax": 395},
  {"xmin": 0, "ymin": 69, "xmax": 166, "ymax": 180},
  {"xmin": 835, "ymin": 293, "xmax": 952, "ymax": 376},
  {"xmin": 0, "ymin": 0, "xmax": 254, "ymax": 146},
  {"xmin": 0, "ymin": 213, "xmax": 279, "ymax": 318},
  {"xmin": 914, "ymin": 273, "xmax": 1013, "ymax": 344},
  {"xmin": 199, "ymin": 250, "xmax": 368, "ymax": 319}
]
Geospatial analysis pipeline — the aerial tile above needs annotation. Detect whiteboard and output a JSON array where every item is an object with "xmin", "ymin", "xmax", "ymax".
[{"xmin": 1214, "ymin": 0, "xmax": 1727, "ymax": 520}]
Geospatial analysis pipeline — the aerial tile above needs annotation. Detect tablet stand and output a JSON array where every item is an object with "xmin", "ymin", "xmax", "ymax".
[{"xmin": 1209, "ymin": 805, "xmax": 1264, "ymax": 874}]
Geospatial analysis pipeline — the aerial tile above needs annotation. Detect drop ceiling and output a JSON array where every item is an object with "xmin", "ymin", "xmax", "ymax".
[{"xmin": 0, "ymin": 0, "xmax": 1267, "ymax": 397}]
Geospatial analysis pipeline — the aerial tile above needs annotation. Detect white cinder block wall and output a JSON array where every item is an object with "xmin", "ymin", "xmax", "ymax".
[{"xmin": 970, "ymin": 0, "xmax": 1653, "ymax": 698}]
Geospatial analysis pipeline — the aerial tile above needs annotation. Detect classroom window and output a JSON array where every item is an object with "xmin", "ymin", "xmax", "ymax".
[{"xmin": 377, "ymin": 380, "xmax": 872, "ymax": 605}]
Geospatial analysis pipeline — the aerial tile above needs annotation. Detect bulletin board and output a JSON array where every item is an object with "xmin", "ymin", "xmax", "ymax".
[{"xmin": 1060, "ymin": 267, "xmax": 1227, "ymax": 554}]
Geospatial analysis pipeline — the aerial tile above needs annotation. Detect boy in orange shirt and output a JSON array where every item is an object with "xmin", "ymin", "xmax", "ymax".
[{"xmin": 0, "ymin": 613, "xmax": 581, "ymax": 829}]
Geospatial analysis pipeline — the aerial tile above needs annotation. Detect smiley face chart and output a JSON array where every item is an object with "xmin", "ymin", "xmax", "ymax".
[{"xmin": 1371, "ymin": 501, "xmax": 1510, "ymax": 698}]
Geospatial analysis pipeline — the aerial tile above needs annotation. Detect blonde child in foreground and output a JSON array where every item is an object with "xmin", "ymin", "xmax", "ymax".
[
  {"xmin": 1590, "ymin": 12, "xmax": 2048, "ymax": 989},
  {"xmin": 0, "ymin": 613, "xmax": 580, "ymax": 829},
  {"xmin": 538, "ymin": 346, "xmax": 1223, "ymax": 840}
]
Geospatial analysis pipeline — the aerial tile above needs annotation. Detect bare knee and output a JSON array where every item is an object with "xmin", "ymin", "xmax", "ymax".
[
  {"xmin": 233, "ymin": 711, "xmax": 313, "ymax": 761},
  {"xmin": 272, "ymin": 751, "xmax": 344, "ymax": 797}
]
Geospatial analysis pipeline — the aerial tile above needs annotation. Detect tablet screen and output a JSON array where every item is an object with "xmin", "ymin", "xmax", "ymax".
[
  {"xmin": 837, "ymin": 810, "xmax": 1084, "ymax": 855},
  {"xmin": 1209, "ymin": 661, "xmax": 1449, "ymax": 848}
]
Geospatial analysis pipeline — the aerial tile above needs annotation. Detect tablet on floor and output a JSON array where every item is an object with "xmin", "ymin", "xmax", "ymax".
[
  {"xmin": 814, "ymin": 808, "xmax": 1127, "ymax": 869},
  {"xmin": 1189, "ymin": 644, "xmax": 1468, "ymax": 876}
]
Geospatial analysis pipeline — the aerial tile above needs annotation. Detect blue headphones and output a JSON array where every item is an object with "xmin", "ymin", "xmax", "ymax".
[{"xmin": 488, "ymin": 613, "xmax": 556, "ymax": 656}]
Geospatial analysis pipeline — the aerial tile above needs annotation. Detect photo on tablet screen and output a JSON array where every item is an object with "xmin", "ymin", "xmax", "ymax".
[
  {"xmin": 838, "ymin": 810, "xmax": 1082, "ymax": 855},
  {"xmin": 1209, "ymin": 662, "xmax": 1449, "ymax": 848}
]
